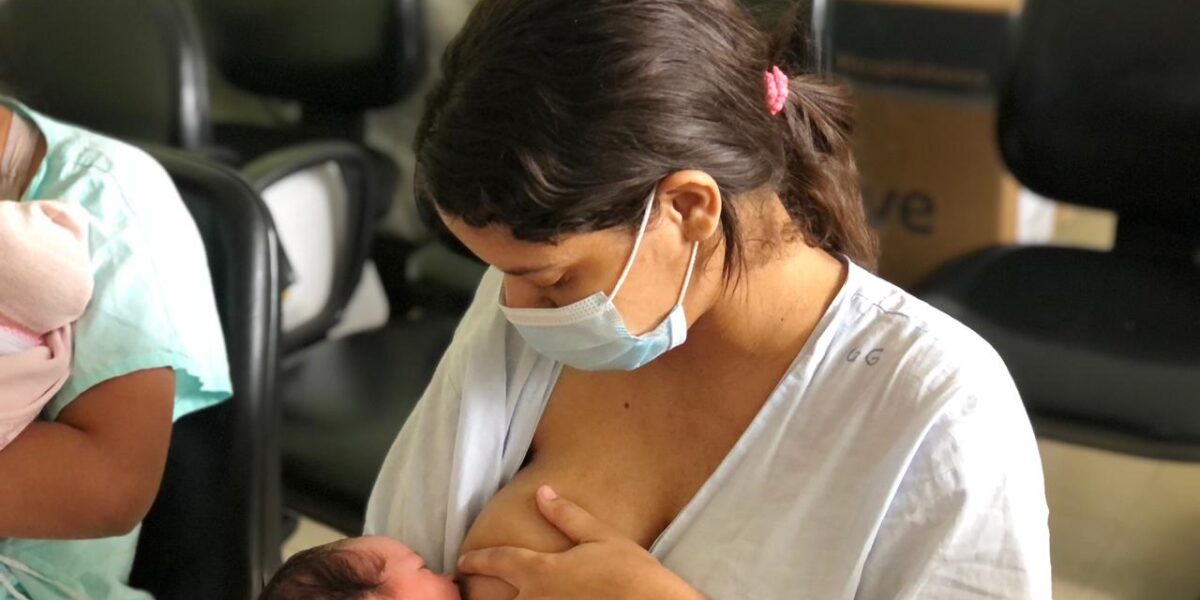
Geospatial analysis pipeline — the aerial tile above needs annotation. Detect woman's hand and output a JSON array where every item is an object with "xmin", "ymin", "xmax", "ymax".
[{"xmin": 458, "ymin": 486, "xmax": 705, "ymax": 600}]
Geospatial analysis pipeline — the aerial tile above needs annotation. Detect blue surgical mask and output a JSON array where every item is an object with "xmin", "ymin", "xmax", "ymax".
[{"xmin": 501, "ymin": 190, "xmax": 700, "ymax": 371}]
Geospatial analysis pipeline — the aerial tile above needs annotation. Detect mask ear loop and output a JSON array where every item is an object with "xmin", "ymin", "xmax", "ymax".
[
  {"xmin": 674, "ymin": 242, "xmax": 701, "ymax": 308},
  {"xmin": 610, "ymin": 189, "xmax": 659, "ymax": 298}
]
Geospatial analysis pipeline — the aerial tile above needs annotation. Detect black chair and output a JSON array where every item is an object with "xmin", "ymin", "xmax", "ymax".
[
  {"xmin": 0, "ymin": 0, "xmax": 211, "ymax": 149},
  {"xmin": 191, "ymin": 0, "xmax": 425, "ymax": 134},
  {"xmin": 0, "ymin": 0, "xmax": 385, "ymax": 351},
  {"xmin": 184, "ymin": 0, "xmax": 492, "ymax": 321},
  {"xmin": 129, "ymin": 147, "xmax": 281, "ymax": 599},
  {"xmin": 280, "ymin": 316, "xmax": 457, "ymax": 534},
  {"xmin": 916, "ymin": 0, "xmax": 1200, "ymax": 460},
  {"xmin": 184, "ymin": 0, "xmax": 475, "ymax": 533},
  {"xmin": 189, "ymin": 0, "xmax": 426, "ymax": 222}
]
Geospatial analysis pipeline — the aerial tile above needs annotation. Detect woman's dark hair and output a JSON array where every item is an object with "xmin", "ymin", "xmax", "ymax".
[
  {"xmin": 259, "ymin": 543, "xmax": 385, "ymax": 600},
  {"xmin": 415, "ymin": 0, "xmax": 878, "ymax": 275}
]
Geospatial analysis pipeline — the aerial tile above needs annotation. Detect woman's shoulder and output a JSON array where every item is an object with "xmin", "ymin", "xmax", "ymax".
[
  {"xmin": 10, "ymin": 101, "xmax": 177, "ymax": 210},
  {"xmin": 826, "ymin": 264, "xmax": 1018, "ymax": 411},
  {"xmin": 796, "ymin": 266, "xmax": 1034, "ymax": 494},
  {"xmin": 27, "ymin": 109, "xmax": 205, "ymax": 265},
  {"xmin": 45, "ymin": 125, "xmax": 175, "ymax": 202}
]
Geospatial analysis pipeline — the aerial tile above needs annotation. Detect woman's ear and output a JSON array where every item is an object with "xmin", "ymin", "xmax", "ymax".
[{"xmin": 657, "ymin": 170, "xmax": 722, "ymax": 243}]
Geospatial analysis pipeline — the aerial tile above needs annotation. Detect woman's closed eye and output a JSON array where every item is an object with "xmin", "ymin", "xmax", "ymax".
[{"xmin": 530, "ymin": 273, "xmax": 570, "ymax": 290}]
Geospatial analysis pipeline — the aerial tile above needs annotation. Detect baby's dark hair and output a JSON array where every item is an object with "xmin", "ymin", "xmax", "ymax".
[
  {"xmin": 259, "ymin": 542, "xmax": 385, "ymax": 600},
  {"xmin": 416, "ymin": 0, "xmax": 878, "ymax": 276}
]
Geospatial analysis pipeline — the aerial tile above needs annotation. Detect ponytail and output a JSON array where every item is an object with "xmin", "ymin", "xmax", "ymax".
[{"xmin": 769, "ymin": 2, "xmax": 879, "ymax": 270}]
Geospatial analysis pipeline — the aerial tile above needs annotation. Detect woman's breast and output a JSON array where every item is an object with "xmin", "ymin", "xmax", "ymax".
[
  {"xmin": 459, "ymin": 460, "xmax": 573, "ymax": 558},
  {"xmin": 456, "ymin": 460, "xmax": 571, "ymax": 600},
  {"xmin": 457, "ymin": 450, "xmax": 677, "ymax": 600}
]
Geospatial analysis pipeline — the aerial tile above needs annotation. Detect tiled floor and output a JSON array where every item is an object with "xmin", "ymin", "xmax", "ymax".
[
  {"xmin": 282, "ymin": 439, "xmax": 1200, "ymax": 599},
  {"xmin": 282, "ymin": 517, "xmax": 343, "ymax": 560},
  {"xmin": 1041, "ymin": 440, "xmax": 1200, "ymax": 600}
]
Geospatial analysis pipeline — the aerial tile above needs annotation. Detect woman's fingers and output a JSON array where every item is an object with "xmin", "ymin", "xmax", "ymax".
[
  {"xmin": 534, "ymin": 485, "xmax": 619, "ymax": 545},
  {"xmin": 457, "ymin": 545, "xmax": 547, "ymax": 586}
]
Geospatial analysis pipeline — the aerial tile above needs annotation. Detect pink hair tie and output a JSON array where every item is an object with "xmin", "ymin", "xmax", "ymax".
[{"xmin": 763, "ymin": 65, "xmax": 789, "ymax": 116}]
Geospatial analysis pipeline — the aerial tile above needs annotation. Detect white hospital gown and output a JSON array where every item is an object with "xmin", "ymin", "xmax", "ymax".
[{"xmin": 366, "ymin": 263, "xmax": 1052, "ymax": 599}]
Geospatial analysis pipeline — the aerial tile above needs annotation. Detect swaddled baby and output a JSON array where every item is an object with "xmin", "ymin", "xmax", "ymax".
[{"xmin": 0, "ymin": 199, "xmax": 92, "ymax": 449}]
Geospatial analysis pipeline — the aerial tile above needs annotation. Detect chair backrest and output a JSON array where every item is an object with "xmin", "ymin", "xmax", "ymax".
[
  {"xmin": 241, "ymin": 142, "xmax": 377, "ymax": 352},
  {"xmin": 0, "ymin": 0, "xmax": 212, "ymax": 149},
  {"xmin": 191, "ymin": 0, "xmax": 426, "ymax": 112},
  {"xmin": 998, "ymin": 0, "xmax": 1200, "ymax": 256},
  {"xmin": 129, "ymin": 147, "xmax": 281, "ymax": 600}
]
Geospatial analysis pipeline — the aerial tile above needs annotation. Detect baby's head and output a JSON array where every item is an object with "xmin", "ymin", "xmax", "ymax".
[{"xmin": 260, "ymin": 536, "xmax": 462, "ymax": 600}]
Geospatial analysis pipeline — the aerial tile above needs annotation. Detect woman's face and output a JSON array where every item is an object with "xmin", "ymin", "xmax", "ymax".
[{"xmin": 440, "ymin": 173, "xmax": 723, "ymax": 336}]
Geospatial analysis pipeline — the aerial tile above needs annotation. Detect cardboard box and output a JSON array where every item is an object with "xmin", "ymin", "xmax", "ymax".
[{"xmin": 830, "ymin": 0, "xmax": 1022, "ymax": 287}]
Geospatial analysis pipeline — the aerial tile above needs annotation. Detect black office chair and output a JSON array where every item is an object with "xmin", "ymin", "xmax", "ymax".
[
  {"xmin": 280, "ymin": 314, "xmax": 457, "ymax": 534},
  {"xmin": 0, "ymin": 0, "xmax": 387, "ymax": 352},
  {"xmin": 182, "ymin": 0, "xmax": 475, "ymax": 533},
  {"xmin": 0, "ymin": 0, "xmax": 211, "ymax": 149},
  {"xmin": 185, "ymin": 0, "xmax": 494, "ymax": 321},
  {"xmin": 916, "ymin": 0, "xmax": 1200, "ymax": 460},
  {"xmin": 128, "ymin": 147, "xmax": 281, "ymax": 600},
  {"xmin": 189, "ymin": 0, "xmax": 426, "ymax": 221},
  {"xmin": 193, "ymin": 0, "xmax": 425, "ymax": 132}
]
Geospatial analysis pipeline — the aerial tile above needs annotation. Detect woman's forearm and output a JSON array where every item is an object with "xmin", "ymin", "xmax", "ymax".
[
  {"xmin": 0, "ymin": 368, "xmax": 174, "ymax": 539},
  {"xmin": 0, "ymin": 420, "xmax": 147, "ymax": 538}
]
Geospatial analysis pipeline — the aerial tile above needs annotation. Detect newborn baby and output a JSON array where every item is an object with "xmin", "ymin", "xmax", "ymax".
[
  {"xmin": 0, "ymin": 199, "xmax": 92, "ymax": 449},
  {"xmin": 262, "ymin": 456, "xmax": 575, "ymax": 600},
  {"xmin": 260, "ymin": 536, "xmax": 462, "ymax": 600}
]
